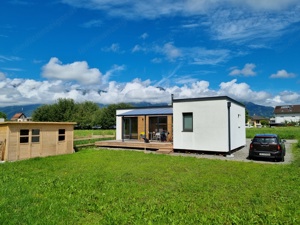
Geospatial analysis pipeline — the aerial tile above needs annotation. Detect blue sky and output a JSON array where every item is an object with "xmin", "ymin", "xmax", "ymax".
[{"xmin": 1, "ymin": 0, "xmax": 300, "ymax": 107}]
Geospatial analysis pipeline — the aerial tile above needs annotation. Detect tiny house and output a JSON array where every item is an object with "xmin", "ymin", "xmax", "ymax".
[
  {"xmin": 173, "ymin": 96, "xmax": 245, "ymax": 152},
  {"xmin": 0, "ymin": 122, "xmax": 76, "ymax": 161},
  {"xmin": 115, "ymin": 96, "xmax": 246, "ymax": 153}
]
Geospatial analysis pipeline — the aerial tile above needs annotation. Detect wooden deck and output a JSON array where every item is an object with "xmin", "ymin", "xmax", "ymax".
[{"xmin": 95, "ymin": 140, "xmax": 173, "ymax": 153}]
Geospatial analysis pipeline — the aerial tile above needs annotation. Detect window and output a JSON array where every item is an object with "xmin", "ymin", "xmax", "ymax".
[
  {"xmin": 183, "ymin": 113, "xmax": 193, "ymax": 132},
  {"xmin": 20, "ymin": 129, "xmax": 29, "ymax": 143},
  {"xmin": 58, "ymin": 129, "xmax": 65, "ymax": 141},
  {"xmin": 31, "ymin": 129, "xmax": 40, "ymax": 143}
]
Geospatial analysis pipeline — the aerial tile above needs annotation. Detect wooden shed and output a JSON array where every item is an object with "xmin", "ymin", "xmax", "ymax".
[{"xmin": 0, "ymin": 122, "xmax": 76, "ymax": 161}]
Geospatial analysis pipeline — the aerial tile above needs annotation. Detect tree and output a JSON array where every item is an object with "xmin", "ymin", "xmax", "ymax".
[
  {"xmin": 32, "ymin": 98, "xmax": 76, "ymax": 122},
  {"xmin": 0, "ymin": 111, "xmax": 7, "ymax": 120},
  {"xmin": 53, "ymin": 98, "xmax": 77, "ymax": 122},
  {"xmin": 73, "ymin": 101, "xmax": 101, "ymax": 128},
  {"xmin": 245, "ymin": 110, "xmax": 249, "ymax": 123},
  {"xmin": 32, "ymin": 104, "xmax": 56, "ymax": 121}
]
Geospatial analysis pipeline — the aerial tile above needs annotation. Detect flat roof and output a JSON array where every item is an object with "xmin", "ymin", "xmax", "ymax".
[
  {"xmin": 117, "ymin": 107, "xmax": 173, "ymax": 116},
  {"xmin": 173, "ymin": 95, "xmax": 245, "ymax": 107}
]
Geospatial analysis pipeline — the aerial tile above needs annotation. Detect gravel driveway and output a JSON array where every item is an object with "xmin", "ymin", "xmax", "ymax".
[{"xmin": 172, "ymin": 139, "xmax": 296, "ymax": 164}]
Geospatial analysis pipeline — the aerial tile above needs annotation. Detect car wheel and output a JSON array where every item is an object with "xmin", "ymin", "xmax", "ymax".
[{"xmin": 281, "ymin": 157, "xmax": 285, "ymax": 162}]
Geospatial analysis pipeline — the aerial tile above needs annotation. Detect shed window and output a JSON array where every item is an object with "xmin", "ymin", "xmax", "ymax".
[
  {"xmin": 58, "ymin": 129, "xmax": 65, "ymax": 141},
  {"xmin": 183, "ymin": 113, "xmax": 193, "ymax": 132},
  {"xmin": 31, "ymin": 129, "xmax": 40, "ymax": 143},
  {"xmin": 20, "ymin": 129, "xmax": 29, "ymax": 143}
]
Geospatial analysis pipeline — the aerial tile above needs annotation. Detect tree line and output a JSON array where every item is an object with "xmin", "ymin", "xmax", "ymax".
[{"xmin": 31, "ymin": 98, "xmax": 132, "ymax": 129}]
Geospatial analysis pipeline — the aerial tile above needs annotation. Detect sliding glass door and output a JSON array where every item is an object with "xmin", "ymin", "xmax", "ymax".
[{"xmin": 123, "ymin": 117, "xmax": 138, "ymax": 139}]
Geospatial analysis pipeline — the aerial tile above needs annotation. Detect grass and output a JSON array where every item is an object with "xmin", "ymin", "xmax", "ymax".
[
  {"xmin": 1, "ymin": 127, "xmax": 300, "ymax": 224},
  {"xmin": 74, "ymin": 129, "xmax": 116, "ymax": 147},
  {"xmin": 246, "ymin": 126, "xmax": 300, "ymax": 139},
  {"xmin": 74, "ymin": 129, "xmax": 116, "ymax": 138},
  {"xmin": 1, "ymin": 147, "xmax": 300, "ymax": 224}
]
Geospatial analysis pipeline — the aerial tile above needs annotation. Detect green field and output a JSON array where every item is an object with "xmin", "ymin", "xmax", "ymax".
[
  {"xmin": 246, "ymin": 126, "xmax": 300, "ymax": 140},
  {"xmin": 1, "ymin": 128, "xmax": 300, "ymax": 224},
  {"xmin": 74, "ymin": 129, "xmax": 116, "ymax": 138}
]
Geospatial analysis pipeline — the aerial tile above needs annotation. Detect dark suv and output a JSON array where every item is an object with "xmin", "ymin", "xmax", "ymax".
[{"xmin": 248, "ymin": 134, "xmax": 286, "ymax": 162}]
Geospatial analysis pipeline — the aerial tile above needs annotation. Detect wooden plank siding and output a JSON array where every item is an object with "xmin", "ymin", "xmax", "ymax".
[
  {"xmin": 135, "ymin": 115, "xmax": 173, "ymax": 141},
  {"xmin": 0, "ymin": 122, "xmax": 76, "ymax": 161}
]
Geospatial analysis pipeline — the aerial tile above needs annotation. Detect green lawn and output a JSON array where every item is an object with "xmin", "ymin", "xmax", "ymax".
[
  {"xmin": 246, "ymin": 126, "xmax": 300, "ymax": 139},
  {"xmin": 1, "ymin": 127, "xmax": 300, "ymax": 224},
  {"xmin": 1, "ymin": 146, "xmax": 300, "ymax": 224}
]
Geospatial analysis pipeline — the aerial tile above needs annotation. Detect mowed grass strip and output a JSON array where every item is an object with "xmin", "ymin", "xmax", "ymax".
[{"xmin": 1, "ymin": 146, "xmax": 300, "ymax": 224}]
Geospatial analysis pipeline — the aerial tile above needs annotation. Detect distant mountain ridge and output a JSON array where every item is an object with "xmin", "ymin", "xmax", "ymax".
[
  {"xmin": 0, "ymin": 101, "xmax": 274, "ymax": 120},
  {"xmin": 243, "ymin": 102, "xmax": 274, "ymax": 118}
]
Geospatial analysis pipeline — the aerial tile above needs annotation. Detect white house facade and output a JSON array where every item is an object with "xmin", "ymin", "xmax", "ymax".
[
  {"xmin": 173, "ymin": 96, "xmax": 245, "ymax": 153},
  {"xmin": 274, "ymin": 105, "xmax": 300, "ymax": 124}
]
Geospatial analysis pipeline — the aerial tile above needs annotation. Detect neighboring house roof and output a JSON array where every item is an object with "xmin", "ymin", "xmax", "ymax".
[
  {"xmin": 117, "ymin": 107, "xmax": 173, "ymax": 116},
  {"xmin": 11, "ymin": 112, "xmax": 26, "ymax": 121},
  {"xmin": 274, "ymin": 105, "xmax": 300, "ymax": 115}
]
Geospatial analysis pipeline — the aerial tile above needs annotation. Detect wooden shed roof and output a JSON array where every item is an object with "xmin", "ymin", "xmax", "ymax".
[{"xmin": 0, "ymin": 121, "xmax": 76, "ymax": 126}]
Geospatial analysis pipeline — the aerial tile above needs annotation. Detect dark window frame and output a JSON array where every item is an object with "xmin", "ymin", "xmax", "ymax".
[
  {"xmin": 183, "ymin": 112, "xmax": 193, "ymax": 132},
  {"xmin": 20, "ymin": 129, "xmax": 29, "ymax": 143},
  {"xmin": 31, "ymin": 129, "xmax": 40, "ymax": 143},
  {"xmin": 58, "ymin": 129, "xmax": 65, "ymax": 141}
]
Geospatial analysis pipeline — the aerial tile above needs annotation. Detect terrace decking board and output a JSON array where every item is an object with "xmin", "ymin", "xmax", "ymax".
[{"xmin": 95, "ymin": 140, "xmax": 173, "ymax": 152}]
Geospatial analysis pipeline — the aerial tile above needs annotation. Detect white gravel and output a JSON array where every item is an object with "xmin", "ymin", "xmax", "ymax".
[{"xmin": 171, "ymin": 139, "xmax": 297, "ymax": 164}]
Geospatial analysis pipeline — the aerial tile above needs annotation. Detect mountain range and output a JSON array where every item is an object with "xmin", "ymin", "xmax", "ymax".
[{"xmin": 0, "ymin": 101, "xmax": 275, "ymax": 120}]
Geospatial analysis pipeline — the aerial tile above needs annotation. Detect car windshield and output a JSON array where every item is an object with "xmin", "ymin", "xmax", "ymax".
[{"xmin": 253, "ymin": 137, "xmax": 277, "ymax": 144}]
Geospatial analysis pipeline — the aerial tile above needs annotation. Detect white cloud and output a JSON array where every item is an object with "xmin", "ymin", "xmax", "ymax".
[
  {"xmin": 101, "ymin": 64, "xmax": 125, "ymax": 84},
  {"xmin": 160, "ymin": 42, "xmax": 182, "ymax": 61},
  {"xmin": 0, "ymin": 72, "xmax": 6, "ymax": 80},
  {"xmin": 61, "ymin": 0, "xmax": 300, "ymax": 45},
  {"xmin": 279, "ymin": 91, "xmax": 300, "ymax": 102},
  {"xmin": 267, "ymin": 91, "xmax": 300, "ymax": 105},
  {"xmin": 270, "ymin": 70, "xmax": 296, "ymax": 78},
  {"xmin": 0, "ymin": 75, "xmax": 299, "ymax": 107},
  {"xmin": 189, "ymin": 48, "xmax": 230, "ymax": 65},
  {"xmin": 132, "ymin": 44, "xmax": 148, "ymax": 53},
  {"xmin": 151, "ymin": 58, "xmax": 162, "ymax": 63},
  {"xmin": 41, "ymin": 57, "xmax": 102, "ymax": 85},
  {"xmin": 218, "ymin": 79, "xmax": 271, "ymax": 104},
  {"xmin": 229, "ymin": 0, "xmax": 299, "ymax": 11},
  {"xmin": 102, "ymin": 43, "xmax": 122, "ymax": 53},
  {"xmin": 0, "ymin": 55, "xmax": 22, "ymax": 62},
  {"xmin": 81, "ymin": 19, "xmax": 103, "ymax": 28},
  {"xmin": 181, "ymin": 23, "xmax": 200, "ymax": 29},
  {"xmin": 140, "ymin": 33, "xmax": 148, "ymax": 39},
  {"xmin": 61, "ymin": 0, "xmax": 300, "ymax": 18},
  {"xmin": 229, "ymin": 63, "xmax": 256, "ymax": 76},
  {"xmin": 151, "ymin": 43, "xmax": 230, "ymax": 65}
]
